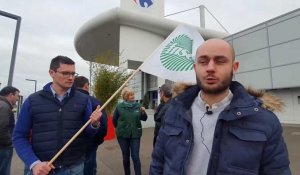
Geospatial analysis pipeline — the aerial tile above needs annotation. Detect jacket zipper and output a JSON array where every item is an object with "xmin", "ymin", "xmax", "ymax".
[{"xmin": 58, "ymin": 107, "xmax": 63, "ymax": 157}]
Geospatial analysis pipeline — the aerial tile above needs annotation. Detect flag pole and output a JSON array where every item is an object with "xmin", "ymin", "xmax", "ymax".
[
  {"xmin": 48, "ymin": 66, "xmax": 142, "ymax": 165},
  {"xmin": 49, "ymin": 24, "xmax": 192, "ymax": 165}
]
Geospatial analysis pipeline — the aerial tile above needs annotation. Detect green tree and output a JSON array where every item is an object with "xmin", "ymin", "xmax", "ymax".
[{"xmin": 92, "ymin": 64, "xmax": 131, "ymax": 114}]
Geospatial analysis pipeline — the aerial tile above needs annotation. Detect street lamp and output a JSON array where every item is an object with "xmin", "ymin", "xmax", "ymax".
[
  {"xmin": 1, "ymin": 10, "xmax": 22, "ymax": 86},
  {"xmin": 25, "ymin": 79, "xmax": 37, "ymax": 92}
]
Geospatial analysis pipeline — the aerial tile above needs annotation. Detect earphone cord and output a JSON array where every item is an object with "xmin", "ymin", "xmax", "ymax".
[{"xmin": 200, "ymin": 112, "xmax": 211, "ymax": 155}]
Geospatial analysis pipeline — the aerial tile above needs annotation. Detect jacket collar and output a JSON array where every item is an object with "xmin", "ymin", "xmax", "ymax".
[
  {"xmin": 42, "ymin": 82, "xmax": 76, "ymax": 97},
  {"xmin": 221, "ymin": 81, "xmax": 260, "ymax": 121},
  {"xmin": 0, "ymin": 96, "xmax": 13, "ymax": 109},
  {"xmin": 76, "ymin": 88, "xmax": 89, "ymax": 95},
  {"xmin": 173, "ymin": 85, "xmax": 200, "ymax": 110},
  {"xmin": 174, "ymin": 81, "xmax": 260, "ymax": 121},
  {"xmin": 40, "ymin": 83, "xmax": 76, "ymax": 103},
  {"xmin": 119, "ymin": 101, "xmax": 139, "ymax": 110},
  {"xmin": 229, "ymin": 81, "xmax": 259, "ymax": 108}
]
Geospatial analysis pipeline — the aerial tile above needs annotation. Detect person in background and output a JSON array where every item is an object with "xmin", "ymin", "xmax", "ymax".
[
  {"xmin": 153, "ymin": 99, "xmax": 164, "ymax": 146},
  {"xmin": 153, "ymin": 83, "xmax": 172, "ymax": 146},
  {"xmin": 150, "ymin": 39, "xmax": 291, "ymax": 175},
  {"xmin": 13, "ymin": 55, "xmax": 102, "ymax": 175},
  {"xmin": 74, "ymin": 76, "xmax": 108, "ymax": 175},
  {"xmin": 0, "ymin": 86, "xmax": 20, "ymax": 175},
  {"xmin": 113, "ymin": 87, "xmax": 148, "ymax": 175}
]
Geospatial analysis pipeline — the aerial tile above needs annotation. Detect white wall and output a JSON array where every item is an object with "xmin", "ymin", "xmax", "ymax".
[
  {"xmin": 119, "ymin": 25, "xmax": 165, "ymax": 102},
  {"xmin": 226, "ymin": 9, "xmax": 300, "ymax": 90},
  {"xmin": 142, "ymin": 109, "xmax": 155, "ymax": 128},
  {"xmin": 270, "ymin": 88, "xmax": 300, "ymax": 124},
  {"xmin": 128, "ymin": 71, "xmax": 143, "ymax": 100},
  {"xmin": 119, "ymin": 25, "xmax": 164, "ymax": 65},
  {"xmin": 225, "ymin": 9, "xmax": 300, "ymax": 125}
]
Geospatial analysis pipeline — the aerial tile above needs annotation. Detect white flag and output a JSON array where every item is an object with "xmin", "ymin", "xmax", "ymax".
[{"xmin": 140, "ymin": 25, "xmax": 204, "ymax": 84}]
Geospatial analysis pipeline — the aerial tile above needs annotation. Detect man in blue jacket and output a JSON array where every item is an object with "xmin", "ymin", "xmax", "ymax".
[
  {"xmin": 150, "ymin": 39, "xmax": 291, "ymax": 175},
  {"xmin": 74, "ymin": 76, "xmax": 108, "ymax": 175},
  {"xmin": 13, "ymin": 56, "xmax": 102, "ymax": 175}
]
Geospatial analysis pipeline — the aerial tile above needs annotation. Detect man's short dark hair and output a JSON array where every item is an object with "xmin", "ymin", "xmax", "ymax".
[
  {"xmin": 0, "ymin": 86, "xmax": 20, "ymax": 96},
  {"xmin": 50, "ymin": 55, "xmax": 75, "ymax": 71},
  {"xmin": 159, "ymin": 83, "xmax": 172, "ymax": 98},
  {"xmin": 74, "ymin": 76, "xmax": 89, "ymax": 89}
]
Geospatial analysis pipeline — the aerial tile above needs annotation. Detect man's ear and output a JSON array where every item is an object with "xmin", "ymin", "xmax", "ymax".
[
  {"xmin": 83, "ymin": 83, "xmax": 89, "ymax": 92},
  {"xmin": 49, "ymin": 69, "xmax": 55, "ymax": 78},
  {"xmin": 233, "ymin": 61, "xmax": 239, "ymax": 74}
]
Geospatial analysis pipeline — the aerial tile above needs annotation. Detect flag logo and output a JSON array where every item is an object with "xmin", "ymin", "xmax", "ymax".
[
  {"xmin": 160, "ymin": 34, "xmax": 194, "ymax": 71},
  {"xmin": 140, "ymin": 25, "xmax": 204, "ymax": 83},
  {"xmin": 133, "ymin": 0, "xmax": 153, "ymax": 8}
]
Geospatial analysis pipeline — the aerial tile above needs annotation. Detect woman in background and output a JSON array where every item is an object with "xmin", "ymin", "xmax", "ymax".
[{"xmin": 113, "ymin": 87, "xmax": 148, "ymax": 175}]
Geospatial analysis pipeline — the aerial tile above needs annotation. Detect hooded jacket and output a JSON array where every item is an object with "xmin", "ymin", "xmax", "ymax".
[{"xmin": 150, "ymin": 81, "xmax": 291, "ymax": 175}]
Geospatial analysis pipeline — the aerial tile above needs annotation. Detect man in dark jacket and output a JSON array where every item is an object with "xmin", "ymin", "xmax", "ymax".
[
  {"xmin": 74, "ymin": 76, "xmax": 108, "ymax": 175},
  {"xmin": 13, "ymin": 56, "xmax": 102, "ymax": 175},
  {"xmin": 153, "ymin": 83, "xmax": 172, "ymax": 146},
  {"xmin": 0, "ymin": 86, "xmax": 20, "ymax": 175},
  {"xmin": 150, "ymin": 39, "xmax": 291, "ymax": 175}
]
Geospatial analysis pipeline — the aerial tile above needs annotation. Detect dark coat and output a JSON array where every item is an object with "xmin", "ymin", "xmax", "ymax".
[
  {"xmin": 150, "ymin": 81, "xmax": 291, "ymax": 175},
  {"xmin": 77, "ymin": 89, "xmax": 108, "ymax": 145},
  {"xmin": 0, "ymin": 96, "xmax": 14, "ymax": 148},
  {"xmin": 154, "ymin": 101, "xmax": 171, "ymax": 137}
]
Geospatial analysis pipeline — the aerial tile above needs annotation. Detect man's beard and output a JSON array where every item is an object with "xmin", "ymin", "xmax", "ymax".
[{"xmin": 197, "ymin": 71, "xmax": 233, "ymax": 95}]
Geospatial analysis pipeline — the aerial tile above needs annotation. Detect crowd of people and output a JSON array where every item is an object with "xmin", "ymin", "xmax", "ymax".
[{"xmin": 0, "ymin": 39, "xmax": 292, "ymax": 175}]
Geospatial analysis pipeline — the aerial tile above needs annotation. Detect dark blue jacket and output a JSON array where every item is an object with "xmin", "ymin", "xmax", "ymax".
[
  {"xmin": 150, "ymin": 81, "xmax": 291, "ymax": 175},
  {"xmin": 77, "ymin": 89, "xmax": 107, "ymax": 146},
  {"xmin": 154, "ymin": 101, "xmax": 171, "ymax": 137},
  {"xmin": 13, "ymin": 83, "xmax": 97, "ymax": 168}
]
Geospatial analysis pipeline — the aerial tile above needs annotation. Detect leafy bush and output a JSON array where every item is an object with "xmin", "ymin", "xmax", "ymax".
[{"xmin": 93, "ymin": 64, "xmax": 130, "ymax": 114}]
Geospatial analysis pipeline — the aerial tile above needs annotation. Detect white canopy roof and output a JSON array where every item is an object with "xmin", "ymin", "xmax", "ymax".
[{"xmin": 74, "ymin": 7, "xmax": 228, "ymax": 66}]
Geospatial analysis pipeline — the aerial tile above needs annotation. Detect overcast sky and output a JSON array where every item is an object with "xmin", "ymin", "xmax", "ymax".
[{"xmin": 0, "ymin": 0, "xmax": 299, "ymax": 97}]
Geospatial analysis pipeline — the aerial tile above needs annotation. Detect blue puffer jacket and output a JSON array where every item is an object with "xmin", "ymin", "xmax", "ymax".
[
  {"xmin": 13, "ymin": 82, "xmax": 96, "ymax": 169},
  {"xmin": 150, "ymin": 81, "xmax": 291, "ymax": 175}
]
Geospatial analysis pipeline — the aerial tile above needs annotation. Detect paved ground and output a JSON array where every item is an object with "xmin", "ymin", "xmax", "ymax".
[{"xmin": 12, "ymin": 126, "xmax": 300, "ymax": 175}]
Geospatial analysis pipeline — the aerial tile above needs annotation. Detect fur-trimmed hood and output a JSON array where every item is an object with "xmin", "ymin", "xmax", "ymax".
[{"xmin": 172, "ymin": 83, "xmax": 285, "ymax": 112}]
